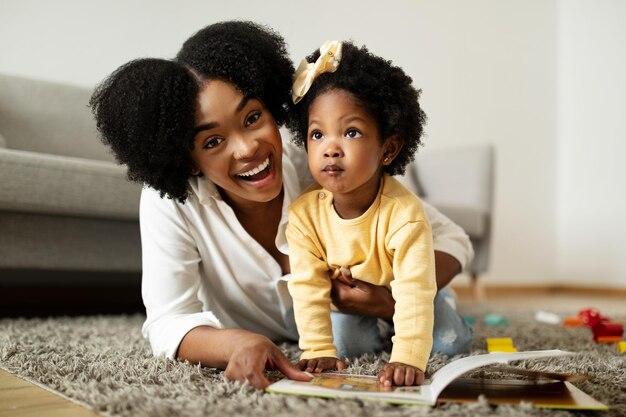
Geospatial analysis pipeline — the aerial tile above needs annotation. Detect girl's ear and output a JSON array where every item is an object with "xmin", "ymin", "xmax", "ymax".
[{"xmin": 382, "ymin": 136, "xmax": 403, "ymax": 166}]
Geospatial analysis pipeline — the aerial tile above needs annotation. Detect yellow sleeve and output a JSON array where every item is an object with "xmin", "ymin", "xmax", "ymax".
[
  {"xmin": 286, "ymin": 212, "xmax": 337, "ymax": 359},
  {"xmin": 388, "ymin": 220, "xmax": 437, "ymax": 370}
]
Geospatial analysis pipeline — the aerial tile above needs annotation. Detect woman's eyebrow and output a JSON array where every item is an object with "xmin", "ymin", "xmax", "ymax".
[
  {"xmin": 236, "ymin": 95, "xmax": 252, "ymax": 113},
  {"xmin": 193, "ymin": 96, "xmax": 253, "ymax": 135},
  {"xmin": 193, "ymin": 121, "xmax": 218, "ymax": 135}
]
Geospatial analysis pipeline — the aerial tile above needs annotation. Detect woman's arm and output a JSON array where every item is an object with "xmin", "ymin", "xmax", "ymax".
[
  {"xmin": 140, "ymin": 188, "xmax": 310, "ymax": 388},
  {"xmin": 178, "ymin": 326, "xmax": 310, "ymax": 389},
  {"xmin": 331, "ymin": 250, "xmax": 461, "ymax": 319}
]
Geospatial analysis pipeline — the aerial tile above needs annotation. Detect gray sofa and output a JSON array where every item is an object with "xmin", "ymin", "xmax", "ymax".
[{"xmin": 0, "ymin": 73, "xmax": 143, "ymax": 315}]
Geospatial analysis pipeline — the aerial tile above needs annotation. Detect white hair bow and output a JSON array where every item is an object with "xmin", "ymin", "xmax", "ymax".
[{"xmin": 291, "ymin": 40, "xmax": 343, "ymax": 104}]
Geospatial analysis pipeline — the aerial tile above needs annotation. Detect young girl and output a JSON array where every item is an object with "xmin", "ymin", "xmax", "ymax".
[
  {"xmin": 286, "ymin": 41, "xmax": 437, "ymax": 386},
  {"xmin": 90, "ymin": 21, "xmax": 472, "ymax": 390}
]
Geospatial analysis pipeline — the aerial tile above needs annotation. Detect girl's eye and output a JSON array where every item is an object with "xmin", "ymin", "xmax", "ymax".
[
  {"xmin": 345, "ymin": 129, "xmax": 362, "ymax": 138},
  {"xmin": 245, "ymin": 111, "xmax": 261, "ymax": 127},
  {"xmin": 310, "ymin": 131, "xmax": 324, "ymax": 141},
  {"xmin": 204, "ymin": 136, "xmax": 225, "ymax": 149}
]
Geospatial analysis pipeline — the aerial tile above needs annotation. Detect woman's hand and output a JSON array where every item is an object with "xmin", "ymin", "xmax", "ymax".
[
  {"xmin": 377, "ymin": 362, "xmax": 425, "ymax": 387},
  {"xmin": 298, "ymin": 357, "xmax": 346, "ymax": 373},
  {"xmin": 331, "ymin": 268, "xmax": 395, "ymax": 320},
  {"xmin": 178, "ymin": 327, "xmax": 311, "ymax": 389}
]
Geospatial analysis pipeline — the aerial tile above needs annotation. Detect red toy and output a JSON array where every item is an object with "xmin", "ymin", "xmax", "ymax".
[
  {"xmin": 577, "ymin": 308, "xmax": 624, "ymax": 343},
  {"xmin": 578, "ymin": 308, "xmax": 604, "ymax": 327},
  {"xmin": 592, "ymin": 321, "xmax": 624, "ymax": 342}
]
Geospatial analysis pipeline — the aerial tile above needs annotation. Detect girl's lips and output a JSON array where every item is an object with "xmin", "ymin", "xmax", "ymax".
[{"xmin": 323, "ymin": 164, "xmax": 343, "ymax": 172}]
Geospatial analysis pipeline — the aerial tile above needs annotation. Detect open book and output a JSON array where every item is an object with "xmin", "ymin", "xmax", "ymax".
[{"xmin": 266, "ymin": 350, "xmax": 608, "ymax": 409}]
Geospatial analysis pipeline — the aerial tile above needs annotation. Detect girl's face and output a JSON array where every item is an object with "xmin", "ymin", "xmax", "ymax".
[
  {"xmin": 306, "ymin": 89, "xmax": 399, "ymax": 198},
  {"xmin": 190, "ymin": 79, "xmax": 283, "ymax": 206}
]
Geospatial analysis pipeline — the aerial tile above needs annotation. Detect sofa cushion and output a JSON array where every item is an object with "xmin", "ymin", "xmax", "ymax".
[
  {"xmin": 0, "ymin": 133, "xmax": 6, "ymax": 148},
  {"xmin": 0, "ymin": 149, "xmax": 140, "ymax": 220},
  {"xmin": 0, "ymin": 73, "xmax": 113, "ymax": 162}
]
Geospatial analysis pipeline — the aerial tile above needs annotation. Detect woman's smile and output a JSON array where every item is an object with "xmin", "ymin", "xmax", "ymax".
[
  {"xmin": 235, "ymin": 154, "xmax": 275, "ymax": 186},
  {"xmin": 190, "ymin": 79, "xmax": 284, "ymax": 204}
]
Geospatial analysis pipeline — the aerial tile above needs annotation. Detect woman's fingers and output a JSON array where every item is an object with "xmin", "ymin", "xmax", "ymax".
[{"xmin": 272, "ymin": 351, "xmax": 313, "ymax": 382}]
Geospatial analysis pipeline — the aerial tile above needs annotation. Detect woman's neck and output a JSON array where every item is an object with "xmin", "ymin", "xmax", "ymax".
[{"xmin": 222, "ymin": 187, "xmax": 290, "ymax": 274}]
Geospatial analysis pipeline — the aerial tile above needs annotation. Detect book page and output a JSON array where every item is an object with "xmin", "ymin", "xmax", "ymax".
[{"xmin": 428, "ymin": 349, "xmax": 572, "ymax": 400}]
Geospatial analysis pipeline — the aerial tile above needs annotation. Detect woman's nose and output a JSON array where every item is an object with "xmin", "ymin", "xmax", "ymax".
[{"xmin": 233, "ymin": 135, "xmax": 259, "ymax": 160}]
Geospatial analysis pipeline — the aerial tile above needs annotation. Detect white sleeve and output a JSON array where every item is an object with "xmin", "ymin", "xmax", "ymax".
[
  {"xmin": 139, "ymin": 187, "xmax": 222, "ymax": 360},
  {"xmin": 422, "ymin": 199, "xmax": 475, "ymax": 271}
]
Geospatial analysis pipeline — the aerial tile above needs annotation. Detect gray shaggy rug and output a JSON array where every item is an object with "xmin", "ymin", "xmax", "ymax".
[{"xmin": 1, "ymin": 310, "xmax": 625, "ymax": 417}]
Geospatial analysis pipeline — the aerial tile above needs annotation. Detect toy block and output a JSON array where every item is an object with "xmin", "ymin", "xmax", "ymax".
[
  {"xmin": 486, "ymin": 337, "xmax": 517, "ymax": 352},
  {"xmin": 562, "ymin": 316, "xmax": 584, "ymax": 327},
  {"xmin": 484, "ymin": 314, "xmax": 509, "ymax": 327},
  {"xmin": 535, "ymin": 310, "xmax": 561, "ymax": 324},
  {"xmin": 596, "ymin": 336, "xmax": 623, "ymax": 344},
  {"xmin": 618, "ymin": 341, "xmax": 626, "ymax": 353},
  {"xmin": 463, "ymin": 316, "xmax": 476, "ymax": 326}
]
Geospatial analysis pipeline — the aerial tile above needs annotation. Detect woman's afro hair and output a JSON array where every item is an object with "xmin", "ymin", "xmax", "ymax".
[
  {"xmin": 286, "ymin": 42, "xmax": 427, "ymax": 176},
  {"xmin": 89, "ymin": 21, "xmax": 294, "ymax": 202}
]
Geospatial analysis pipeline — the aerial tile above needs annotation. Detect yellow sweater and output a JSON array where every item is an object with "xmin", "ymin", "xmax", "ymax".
[{"xmin": 286, "ymin": 175, "xmax": 436, "ymax": 370}]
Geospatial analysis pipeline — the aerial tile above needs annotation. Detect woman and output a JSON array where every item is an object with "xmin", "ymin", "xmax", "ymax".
[{"xmin": 90, "ymin": 21, "xmax": 473, "ymax": 389}]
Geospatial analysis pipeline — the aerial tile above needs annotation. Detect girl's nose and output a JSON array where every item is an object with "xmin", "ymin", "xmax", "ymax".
[{"xmin": 323, "ymin": 139, "xmax": 343, "ymax": 158}]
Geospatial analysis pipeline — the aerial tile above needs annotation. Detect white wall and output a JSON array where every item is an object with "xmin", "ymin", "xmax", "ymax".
[
  {"xmin": 1, "ymin": 0, "xmax": 624, "ymax": 287},
  {"xmin": 556, "ymin": 0, "xmax": 626, "ymax": 288}
]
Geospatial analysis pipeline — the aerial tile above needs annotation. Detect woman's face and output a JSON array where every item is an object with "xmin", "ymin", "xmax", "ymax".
[{"xmin": 190, "ymin": 79, "xmax": 283, "ymax": 206}]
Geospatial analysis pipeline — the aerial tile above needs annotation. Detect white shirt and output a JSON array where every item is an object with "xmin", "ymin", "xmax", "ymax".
[{"xmin": 140, "ymin": 140, "xmax": 473, "ymax": 359}]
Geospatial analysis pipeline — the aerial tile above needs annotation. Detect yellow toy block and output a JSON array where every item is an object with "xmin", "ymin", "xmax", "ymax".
[
  {"xmin": 486, "ymin": 337, "xmax": 518, "ymax": 352},
  {"xmin": 618, "ymin": 341, "xmax": 626, "ymax": 354},
  {"xmin": 489, "ymin": 346, "xmax": 518, "ymax": 352}
]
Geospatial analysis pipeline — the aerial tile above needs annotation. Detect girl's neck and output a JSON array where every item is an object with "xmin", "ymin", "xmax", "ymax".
[{"xmin": 332, "ymin": 174, "xmax": 383, "ymax": 220}]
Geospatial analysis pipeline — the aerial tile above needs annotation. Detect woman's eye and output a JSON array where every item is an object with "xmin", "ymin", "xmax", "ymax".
[
  {"xmin": 345, "ymin": 129, "xmax": 362, "ymax": 138},
  {"xmin": 204, "ymin": 136, "xmax": 224, "ymax": 149},
  {"xmin": 245, "ymin": 111, "xmax": 261, "ymax": 127},
  {"xmin": 310, "ymin": 131, "xmax": 324, "ymax": 141}
]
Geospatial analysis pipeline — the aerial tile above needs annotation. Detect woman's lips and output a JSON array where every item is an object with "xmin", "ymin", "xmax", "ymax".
[{"xmin": 237, "ymin": 155, "xmax": 273, "ymax": 182}]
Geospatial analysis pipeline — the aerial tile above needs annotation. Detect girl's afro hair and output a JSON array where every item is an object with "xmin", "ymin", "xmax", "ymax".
[
  {"xmin": 286, "ymin": 42, "xmax": 427, "ymax": 176},
  {"xmin": 90, "ymin": 21, "xmax": 294, "ymax": 202}
]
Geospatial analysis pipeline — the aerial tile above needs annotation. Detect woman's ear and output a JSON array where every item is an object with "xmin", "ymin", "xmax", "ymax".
[
  {"xmin": 382, "ymin": 136, "xmax": 403, "ymax": 166},
  {"xmin": 189, "ymin": 165, "xmax": 201, "ymax": 176}
]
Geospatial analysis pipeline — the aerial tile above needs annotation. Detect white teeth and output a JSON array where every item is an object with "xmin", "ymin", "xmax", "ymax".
[{"xmin": 238, "ymin": 157, "xmax": 270, "ymax": 177}]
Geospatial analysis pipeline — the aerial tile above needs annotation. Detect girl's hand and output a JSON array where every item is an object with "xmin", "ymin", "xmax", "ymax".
[
  {"xmin": 377, "ymin": 362, "xmax": 425, "ymax": 386},
  {"xmin": 224, "ymin": 331, "xmax": 312, "ymax": 389},
  {"xmin": 298, "ymin": 357, "xmax": 346, "ymax": 373},
  {"xmin": 331, "ymin": 268, "xmax": 395, "ymax": 320}
]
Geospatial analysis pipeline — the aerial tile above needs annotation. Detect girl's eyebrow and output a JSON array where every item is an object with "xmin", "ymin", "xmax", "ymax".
[
  {"xmin": 340, "ymin": 115, "xmax": 366, "ymax": 124},
  {"xmin": 193, "ymin": 96, "xmax": 252, "ymax": 135}
]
